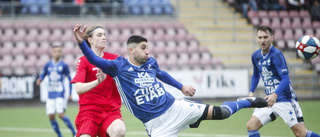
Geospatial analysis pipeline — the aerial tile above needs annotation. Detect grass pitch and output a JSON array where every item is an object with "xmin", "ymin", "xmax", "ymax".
[{"xmin": 0, "ymin": 100, "xmax": 319, "ymax": 137}]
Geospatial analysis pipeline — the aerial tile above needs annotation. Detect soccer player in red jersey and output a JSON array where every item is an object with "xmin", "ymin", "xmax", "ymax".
[{"xmin": 71, "ymin": 25, "xmax": 126, "ymax": 137}]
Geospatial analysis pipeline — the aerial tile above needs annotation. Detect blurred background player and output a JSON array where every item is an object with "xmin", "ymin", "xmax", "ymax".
[
  {"xmin": 36, "ymin": 45, "xmax": 77, "ymax": 137},
  {"xmin": 74, "ymin": 24, "xmax": 268, "ymax": 137},
  {"xmin": 71, "ymin": 26, "xmax": 126, "ymax": 137},
  {"xmin": 245, "ymin": 26, "xmax": 320, "ymax": 137}
]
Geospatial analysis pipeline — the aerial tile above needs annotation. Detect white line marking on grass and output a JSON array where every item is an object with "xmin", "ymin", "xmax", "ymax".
[{"xmin": 0, "ymin": 127, "xmax": 283, "ymax": 137}]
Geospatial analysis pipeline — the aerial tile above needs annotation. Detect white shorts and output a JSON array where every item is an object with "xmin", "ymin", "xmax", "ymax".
[
  {"xmin": 144, "ymin": 99, "xmax": 206, "ymax": 137},
  {"xmin": 46, "ymin": 97, "xmax": 67, "ymax": 115},
  {"xmin": 253, "ymin": 101, "xmax": 303, "ymax": 128}
]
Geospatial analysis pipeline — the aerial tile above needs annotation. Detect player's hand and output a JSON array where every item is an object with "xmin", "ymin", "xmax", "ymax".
[
  {"xmin": 248, "ymin": 92, "xmax": 254, "ymax": 97},
  {"xmin": 96, "ymin": 69, "xmax": 106, "ymax": 83},
  {"xmin": 73, "ymin": 24, "xmax": 87, "ymax": 44},
  {"xmin": 264, "ymin": 93, "xmax": 278, "ymax": 107},
  {"xmin": 36, "ymin": 78, "xmax": 41, "ymax": 86},
  {"xmin": 68, "ymin": 96, "xmax": 72, "ymax": 101},
  {"xmin": 181, "ymin": 85, "xmax": 196, "ymax": 97}
]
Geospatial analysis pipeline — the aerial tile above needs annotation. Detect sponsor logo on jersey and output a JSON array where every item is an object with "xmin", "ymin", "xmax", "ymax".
[{"xmin": 128, "ymin": 67, "xmax": 134, "ymax": 72}]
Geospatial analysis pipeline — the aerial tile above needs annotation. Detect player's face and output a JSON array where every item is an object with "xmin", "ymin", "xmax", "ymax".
[
  {"xmin": 133, "ymin": 41, "xmax": 149, "ymax": 65},
  {"xmin": 257, "ymin": 30, "xmax": 273, "ymax": 54},
  {"xmin": 89, "ymin": 28, "xmax": 107, "ymax": 49},
  {"xmin": 52, "ymin": 47, "xmax": 62, "ymax": 60}
]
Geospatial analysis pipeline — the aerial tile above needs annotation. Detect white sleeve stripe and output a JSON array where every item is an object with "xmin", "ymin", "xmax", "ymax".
[{"xmin": 114, "ymin": 76, "xmax": 134, "ymax": 115}]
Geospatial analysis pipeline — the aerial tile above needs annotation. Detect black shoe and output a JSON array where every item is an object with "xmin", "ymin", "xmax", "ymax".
[{"xmin": 237, "ymin": 97, "xmax": 267, "ymax": 108}]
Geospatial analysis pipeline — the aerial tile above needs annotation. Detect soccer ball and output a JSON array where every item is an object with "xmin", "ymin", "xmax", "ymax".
[{"xmin": 295, "ymin": 35, "xmax": 320, "ymax": 60}]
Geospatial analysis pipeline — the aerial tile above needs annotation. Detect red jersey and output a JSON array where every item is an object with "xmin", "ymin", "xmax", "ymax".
[{"xmin": 71, "ymin": 52, "xmax": 120, "ymax": 111}]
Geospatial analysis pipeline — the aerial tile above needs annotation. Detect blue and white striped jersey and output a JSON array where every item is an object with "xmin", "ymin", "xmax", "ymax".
[{"xmin": 251, "ymin": 45, "xmax": 297, "ymax": 102}]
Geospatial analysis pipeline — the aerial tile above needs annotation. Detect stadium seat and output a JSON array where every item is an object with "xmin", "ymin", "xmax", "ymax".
[
  {"xmin": 187, "ymin": 41, "xmax": 199, "ymax": 53},
  {"xmin": 247, "ymin": 10, "xmax": 258, "ymax": 19},
  {"xmin": 22, "ymin": 55, "xmax": 37, "ymax": 73},
  {"xmin": 36, "ymin": 54, "xmax": 50, "ymax": 68},
  {"xmin": 163, "ymin": 0, "xmax": 174, "ymax": 15},
  {"xmin": 11, "ymin": 41, "xmax": 26, "ymax": 55},
  {"xmin": 279, "ymin": 11, "xmax": 289, "ymax": 18},
  {"xmin": 176, "ymin": 41, "xmax": 188, "ymax": 53},
  {"xmin": 258, "ymin": 10, "xmax": 268, "ymax": 19},
  {"xmin": 289, "ymin": 10, "xmax": 299, "ymax": 18},
  {"xmin": 176, "ymin": 53, "xmax": 189, "ymax": 68},
  {"xmin": 260, "ymin": 18, "xmax": 270, "ymax": 26},
  {"xmin": 154, "ymin": 41, "xmax": 166, "ymax": 54},
  {"xmin": 156, "ymin": 53, "xmax": 167, "ymax": 67},
  {"xmin": 268, "ymin": 10, "xmax": 279, "ymax": 18},
  {"xmin": 0, "ymin": 42, "xmax": 13, "ymax": 55},
  {"xmin": 271, "ymin": 17, "xmax": 281, "ymax": 29},
  {"xmin": 189, "ymin": 53, "xmax": 201, "ymax": 66},
  {"xmin": 24, "ymin": 42, "xmax": 38, "ymax": 55},
  {"xmin": 165, "ymin": 41, "xmax": 177, "ymax": 53},
  {"xmin": 11, "ymin": 54, "xmax": 25, "ymax": 68},
  {"xmin": 166, "ymin": 53, "xmax": 178, "ymax": 69},
  {"xmin": 312, "ymin": 21, "xmax": 320, "ymax": 28},
  {"xmin": 63, "ymin": 54, "xmax": 76, "ymax": 69},
  {"xmin": 0, "ymin": 55, "xmax": 13, "ymax": 69},
  {"xmin": 200, "ymin": 52, "xmax": 212, "ymax": 67},
  {"xmin": 299, "ymin": 10, "xmax": 310, "ymax": 18},
  {"xmin": 150, "ymin": 0, "xmax": 163, "ymax": 15},
  {"xmin": 304, "ymin": 28, "xmax": 314, "ymax": 35},
  {"xmin": 250, "ymin": 17, "xmax": 260, "ymax": 27},
  {"xmin": 291, "ymin": 17, "xmax": 302, "ymax": 29},
  {"xmin": 294, "ymin": 29, "xmax": 304, "ymax": 40},
  {"xmin": 281, "ymin": 18, "xmax": 292, "ymax": 29},
  {"xmin": 302, "ymin": 19, "xmax": 312, "ymax": 29}
]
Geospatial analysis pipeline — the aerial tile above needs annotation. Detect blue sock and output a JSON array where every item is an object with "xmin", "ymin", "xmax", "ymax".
[
  {"xmin": 62, "ymin": 116, "xmax": 76, "ymax": 135},
  {"xmin": 50, "ymin": 120, "xmax": 62, "ymax": 137},
  {"xmin": 220, "ymin": 100, "xmax": 251, "ymax": 115},
  {"xmin": 248, "ymin": 130, "xmax": 260, "ymax": 137},
  {"xmin": 307, "ymin": 130, "xmax": 320, "ymax": 137}
]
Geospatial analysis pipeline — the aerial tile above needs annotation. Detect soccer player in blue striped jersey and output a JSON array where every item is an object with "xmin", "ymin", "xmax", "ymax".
[
  {"xmin": 74, "ymin": 24, "xmax": 268, "ymax": 137},
  {"xmin": 36, "ymin": 45, "xmax": 76, "ymax": 137},
  {"xmin": 243, "ymin": 26, "xmax": 320, "ymax": 137}
]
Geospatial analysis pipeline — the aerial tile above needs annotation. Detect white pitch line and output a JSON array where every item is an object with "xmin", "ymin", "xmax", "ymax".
[{"xmin": 0, "ymin": 127, "xmax": 283, "ymax": 137}]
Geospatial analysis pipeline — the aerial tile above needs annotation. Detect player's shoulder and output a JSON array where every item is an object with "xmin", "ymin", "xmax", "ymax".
[
  {"xmin": 270, "ymin": 46, "xmax": 284, "ymax": 56},
  {"xmin": 103, "ymin": 52, "xmax": 119, "ymax": 60},
  {"xmin": 252, "ymin": 49, "xmax": 261, "ymax": 57}
]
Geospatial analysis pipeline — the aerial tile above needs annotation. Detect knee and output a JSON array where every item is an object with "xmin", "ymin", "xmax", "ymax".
[
  {"xmin": 246, "ymin": 120, "xmax": 258, "ymax": 131},
  {"xmin": 109, "ymin": 126, "xmax": 126, "ymax": 137}
]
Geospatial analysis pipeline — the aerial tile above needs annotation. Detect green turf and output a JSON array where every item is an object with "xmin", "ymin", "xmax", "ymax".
[{"xmin": 0, "ymin": 100, "xmax": 319, "ymax": 137}]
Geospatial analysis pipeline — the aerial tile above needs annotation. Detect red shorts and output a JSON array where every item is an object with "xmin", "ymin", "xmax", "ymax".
[{"xmin": 75, "ymin": 109, "xmax": 122, "ymax": 137}]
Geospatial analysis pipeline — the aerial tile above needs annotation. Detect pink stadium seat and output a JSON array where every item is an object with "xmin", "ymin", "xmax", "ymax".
[
  {"xmin": 109, "ymin": 28, "xmax": 121, "ymax": 37},
  {"xmin": 189, "ymin": 53, "xmax": 200, "ymax": 66},
  {"xmin": 164, "ymin": 41, "xmax": 177, "ymax": 54},
  {"xmin": 11, "ymin": 54, "xmax": 25, "ymax": 68},
  {"xmin": 122, "ymin": 28, "xmax": 132, "ymax": 36},
  {"xmin": 11, "ymin": 41, "xmax": 26, "ymax": 55},
  {"xmin": 176, "ymin": 41, "xmax": 188, "ymax": 53},
  {"xmin": 199, "ymin": 46, "xmax": 209, "ymax": 53},
  {"xmin": 37, "ymin": 42, "xmax": 51, "ymax": 55},
  {"xmin": 260, "ymin": 18, "xmax": 270, "ymax": 26},
  {"xmin": 63, "ymin": 54, "xmax": 76, "ymax": 69},
  {"xmin": 311, "ymin": 56, "xmax": 320, "ymax": 65},
  {"xmin": 302, "ymin": 20, "xmax": 312, "ymax": 29},
  {"xmin": 24, "ymin": 21, "xmax": 37, "ymax": 30},
  {"xmin": 289, "ymin": 10, "xmax": 299, "ymax": 18},
  {"xmin": 276, "ymin": 40, "xmax": 286, "ymax": 49},
  {"xmin": 211, "ymin": 57, "xmax": 223, "ymax": 69},
  {"xmin": 166, "ymin": 53, "xmax": 178, "ymax": 69},
  {"xmin": 200, "ymin": 52, "xmax": 212, "ymax": 67},
  {"xmin": 299, "ymin": 10, "xmax": 310, "ymax": 17},
  {"xmin": 22, "ymin": 55, "xmax": 37, "ymax": 70},
  {"xmin": 63, "ymin": 41, "xmax": 76, "ymax": 55},
  {"xmin": 271, "ymin": 17, "xmax": 281, "ymax": 29},
  {"xmin": 0, "ymin": 21, "xmax": 13, "ymax": 29},
  {"xmin": 281, "ymin": 18, "xmax": 292, "ymax": 29},
  {"xmin": 283, "ymin": 29, "xmax": 294, "ymax": 41},
  {"xmin": 3, "ymin": 28, "xmax": 14, "ymax": 36},
  {"xmin": 156, "ymin": 54, "xmax": 167, "ymax": 67},
  {"xmin": 247, "ymin": 10, "xmax": 258, "ymax": 19},
  {"xmin": 250, "ymin": 17, "xmax": 260, "ymax": 27},
  {"xmin": 12, "ymin": 22, "xmax": 25, "ymax": 30},
  {"xmin": 154, "ymin": 28, "xmax": 165, "ymax": 38},
  {"xmin": 132, "ymin": 28, "xmax": 143, "ymax": 35},
  {"xmin": 258, "ymin": 11, "xmax": 268, "ymax": 19},
  {"xmin": 36, "ymin": 54, "xmax": 50, "ymax": 68},
  {"xmin": 37, "ymin": 22, "xmax": 49, "ymax": 30},
  {"xmin": 187, "ymin": 42, "xmax": 199, "ymax": 53},
  {"xmin": 176, "ymin": 53, "xmax": 189, "ymax": 68},
  {"xmin": 294, "ymin": 29, "xmax": 304, "ymax": 40},
  {"xmin": 166, "ymin": 28, "xmax": 176, "ymax": 36},
  {"xmin": 154, "ymin": 41, "xmax": 166, "ymax": 54},
  {"xmin": 312, "ymin": 21, "xmax": 320, "ymax": 28},
  {"xmin": 24, "ymin": 42, "xmax": 38, "ymax": 55},
  {"xmin": 279, "ymin": 11, "xmax": 289, "ymax": 18},
  {"xmin": 291, "ymin": 17, "xmax": 302, "ymax": 28},
  {"xmin": 0, "ymin": 42, "xmax": 13, "ymax": 55},
  {"xmin": 268, "ymin": 11, "xmax": 279, "ymax": 18},
  {"xmin": 0, "ymin": 55, "xmax": 13, "ymax": 68},
  {"xmin": 304, "ymin": 28, "xmax": 314, "ymax": 35}
]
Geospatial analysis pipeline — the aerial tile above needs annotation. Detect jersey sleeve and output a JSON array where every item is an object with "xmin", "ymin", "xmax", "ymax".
[
  {"xmin": 154, "ymin": 59, "xmax": 183, "ymax": 90},
  {"xmin": 250, "ymin": 55, "xmax": 260, "ymax": 93},
  {"xmin": 63, "ymin": 63, "xmax": 72, "ymax": 94},
  {"xmin": 78, "ymin": 40, "xmax": 120, "ymax": 77},
  {"xmin": 71, "ymin": 57, "xmax": 87, "ymax": 83},
  {"xmin": 38, "ymin": 62, "xmax": 49, "ymax": 80}
]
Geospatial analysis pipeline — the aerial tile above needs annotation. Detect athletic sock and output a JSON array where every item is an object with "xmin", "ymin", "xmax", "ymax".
[
  {"xmin": 307, "ymin": 130, "xmax": 320, "ymax": 137},
  {"xmin": 50, "ymin": 120, "xmax": 62, "ymax": 137},
  {"xmin": 248, "ymin": 130, "xmax": 260, "ymax": 137},
  {"xmin": 62, "ymin": 115, "xmax": 76, "ymax": 135},
  {"xmin": 220, "ymin": 100, "xmax": 251, "ymax": 115}
]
